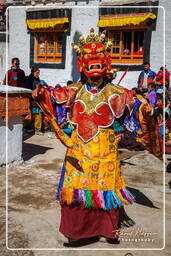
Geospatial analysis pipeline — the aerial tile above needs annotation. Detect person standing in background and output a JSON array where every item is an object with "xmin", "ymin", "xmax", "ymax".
[
  {"xmin": 3, "ymin": 57, "xmax": 25, "ymax": 87},
  {"xmin": 154, "ymin": 66, "xmax": 170, "ymax": 89},
  {"xmin": 25, "ymin": 66, "xmax": 44, "ymax": 135},
  {"xmin": 137, "ymin": 62, "xmax": 156, "ymax": 89},
  {"xmin": 147, "ymin": 83, "xmax": 157, "ymax": 108}
]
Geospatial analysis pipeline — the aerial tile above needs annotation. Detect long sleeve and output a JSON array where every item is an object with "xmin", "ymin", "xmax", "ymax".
[
  {"xmin": 49, "ymin": 117, "xmax": 73, "ymax": 148},
  {"xmin": 37, "ymin": 88, "xmax": 73, "ymax": 148}
]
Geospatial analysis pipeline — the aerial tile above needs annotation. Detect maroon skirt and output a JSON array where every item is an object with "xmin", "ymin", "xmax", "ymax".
[{"xmin": 59, "ymin": 203, "xmax": 120, "ymax": 239}]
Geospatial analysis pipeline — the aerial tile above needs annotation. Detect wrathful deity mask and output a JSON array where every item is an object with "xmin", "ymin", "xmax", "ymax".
[{"xmin": 72, "ymin": 28, "xmax": 113, "ymax": 80}]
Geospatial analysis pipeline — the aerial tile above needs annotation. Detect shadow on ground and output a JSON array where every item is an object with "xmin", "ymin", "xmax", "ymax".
[
  {"xmin": 127, "ymin": 187, "xmax": 159, "ymax": 209},
  {"xmin": 22, "ymin": 142, "xmax": 53, "ymax": 161}
]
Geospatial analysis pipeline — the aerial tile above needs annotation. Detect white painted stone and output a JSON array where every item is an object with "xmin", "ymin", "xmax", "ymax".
[
  {"xmin": 0, "ymin": 86, "xmax": 31, "ymax": 165},
  {"xmin": 0, "ymin": 85, "xmax": 31, "ymax": 93},
  {"xmin": 0, "ymin": 116, "xmax": 23, "ymax": 165}
]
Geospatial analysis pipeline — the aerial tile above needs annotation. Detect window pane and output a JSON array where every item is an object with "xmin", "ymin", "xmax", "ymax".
[
  {"xmin": 40, "ymin": 48, "xmax": 45, "ymax": 54},
  {"xmin": 114, "ymin": 41, "xmax": 120, "ymax": 47},
  {"xmin": 48, "ymin": 48, "xmax": 54, "ymax": 54},
  {"xmin": 39, "ymin": 36, "xmax": 45, "ymax": 54},
  {"xmin": 47, "ymin": 35, "xmax": 54, "ymax": 54},
  {"xmin": 57, "ymin": 42, "xmax": 62, "ymax": 54},
  {"xmin": 111, "ymin": 32, "xmax": 120, "ymax": 55},
  {"xmin": 49, "ymin": 41, "xmax": 54, "ymax": 48},
  {"xmin": 134, "ymin": 31, "xmax": 144, "ymax": 55},
  {"xmin": 48, "ymin": 37, "xmax": 54, "ymax": 47},
  {"xmin": 36, "ymin": 32, "xmax": 63, "ymax": 63},
  {"xmin": 113, "ymin": 48, "xmax": 119, "ymax": 54},
  {"xmin": 123, "ymin": 32, "xmax": 131, "ymax": 55}
]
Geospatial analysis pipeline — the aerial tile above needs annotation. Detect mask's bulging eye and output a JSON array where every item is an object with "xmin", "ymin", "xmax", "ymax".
[
  {"xmin": 84, "ymin": 54, "xmax": 91, "ymax": 58},
  {"xmin": 97, "ymin": 53, "xmax": 104, "ymax": 57}
]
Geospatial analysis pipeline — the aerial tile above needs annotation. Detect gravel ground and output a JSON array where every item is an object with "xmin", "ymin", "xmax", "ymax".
[{"xmin": 0, "ymin": 131, "xmax": 171, "ymax": 256}]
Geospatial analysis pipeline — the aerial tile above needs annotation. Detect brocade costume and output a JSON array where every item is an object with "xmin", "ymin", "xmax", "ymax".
[{"xmin": 37, "ymin": 29, "xmax": 161, "ymax": 242}]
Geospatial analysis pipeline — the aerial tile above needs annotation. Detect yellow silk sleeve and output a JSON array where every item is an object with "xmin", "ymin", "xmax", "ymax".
[{"xmin": 50, "ymin": 118, "xmax": 73, "ymax": 148}]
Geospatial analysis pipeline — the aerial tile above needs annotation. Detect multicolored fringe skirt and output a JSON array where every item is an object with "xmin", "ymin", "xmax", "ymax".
[{"xmin": 58, "ymin": 187, "xmax": 135, "ymax": 211}]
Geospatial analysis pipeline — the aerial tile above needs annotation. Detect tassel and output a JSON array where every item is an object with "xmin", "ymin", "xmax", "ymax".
[
  {"xmin": 84, "ymin": 190, "xmax": 94, "ymax": 208},
  {"xmin": 116, "ymin": 189, "xmax": 129, "ymax": 205},
  {"xmin": 74, "ymin": 189, "xmax": 79, "ymax": 201},
  {"xmin": 103, "ymin": 191, "xmax": 114, "ymax": 210},
  {"xmin": 60, "ymin": 187, "xmax": 134, "ymax": 208},
  {"xmin": 66, "ymin": 188, "xmax": 74, "ymax": 205},
  {"xmin": 121, "ymin": 188, "xmax": 135, "ymax": 204},
  {"xmin": 98, "ymin": 190, "xmax": 105, "ymax": 209},
  {"xmin": 125, "ymin": 188, "xmax": 135, "ymax": 200},
  {"xmin": 109, "ymin": 191, "xmax": 117, "ymax": 209},
  {"xmin": 79, "ymin": 189, "xmax": 86, "ymax": 202},
  {"xmin": 91, "ymin": 191, "xmax": 102, "ymax": 208},
  {"xmin": 112, "ymin": 190, "xmax": 123, "ymax": 207}
]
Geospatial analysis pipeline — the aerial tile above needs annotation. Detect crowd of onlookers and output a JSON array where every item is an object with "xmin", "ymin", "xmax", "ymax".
[
  {"xmin": 1, "ymin": 57, "xmax": 74, "ymax": 137},
  {"xmin": 2, "ymin": 58, "xmax": 47, "ymax": 135},
  {"xmin": 132, "ymin": 62, "xmax": 171, "ymax": 155},
  {"xmin": 1, "ymin": 58, "xmax": 171, "ymax": 150}
]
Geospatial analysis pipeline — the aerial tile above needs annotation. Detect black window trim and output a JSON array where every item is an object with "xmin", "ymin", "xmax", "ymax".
[
  {"xmin": 99, "ymin": 3, "xmax": 158, "ymax": 71},
  {"xmin": 28, "ymin": 8, "xmax": 71, "ymax": 69},
  {"xmin": 30, "ymin": 30, "xmax": 67, "ymax": 69}
]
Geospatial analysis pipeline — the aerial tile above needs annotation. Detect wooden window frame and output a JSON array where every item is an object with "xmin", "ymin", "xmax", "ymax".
[
  {"xmin": 30, "ymin": 29, "xmax": 67, "ymax": 69},
  {"xmin": 108, "ymin": 26, "xmax": 147, "ymax": 65},
  {"xmin": 35, "ymin": 32, "xmax": 63, "ymax": 64}
]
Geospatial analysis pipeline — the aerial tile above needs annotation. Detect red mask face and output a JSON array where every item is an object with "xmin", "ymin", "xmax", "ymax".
[{"xmin": 77, "ymin": 42, "xmax": 112, "ymax": 79}]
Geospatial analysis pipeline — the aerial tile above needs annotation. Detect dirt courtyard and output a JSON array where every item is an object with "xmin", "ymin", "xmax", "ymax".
[{"xmin": 0, "ymin": 131, "xmax": 171, "ymax": 256}]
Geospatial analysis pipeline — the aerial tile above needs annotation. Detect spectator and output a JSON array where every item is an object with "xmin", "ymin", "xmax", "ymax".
[
  {"xmin": 3, "ymin": 57, "xmax": 25, "ymax": 87},
  {"xmin": 147, "ymin": 83, "xmax": 157, "ymax": 108},
  {"xmin": 156, "ymin": 88, "xmax": 164, "ymax": 110},
  {"xmin": 142, "ymin": 88, "xmax": 148, "ymax": 99},
  {"xmin": 166, "ymin": 87, "xmax": 171, "ymax": 108},
  {"xmin": 154, "ymin": 66, "xmax": 170, "ymax": 89},
  {"xmin": 137, "ymin": 62, "xmax": 156, "ymax": 89},
  {"xmin": 153, "ymin": 107, "xmax": 164, "ymax": 148},
  {"xmin": 134, "ymin": 46, "xmax": 144, "ymax": 55},
  {"xmin": 25, "ymin": 66, "xmax": 44, "ymax": 135},
  {"xmin": 123, "ymin": 49, "xmax": 130, "ymax": 55},
  {"xmin": 67, "ymin": 80, "xmax": 73, "ymax": 86},
  {"xmin": 156, "ymin": 88, "xmax": 164, "ymax": 95}
]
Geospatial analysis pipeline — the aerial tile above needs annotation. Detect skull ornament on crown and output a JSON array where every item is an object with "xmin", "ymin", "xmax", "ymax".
[{"xmin": 72, "ymin": 28, "xmax": 113, "ymax": 80}]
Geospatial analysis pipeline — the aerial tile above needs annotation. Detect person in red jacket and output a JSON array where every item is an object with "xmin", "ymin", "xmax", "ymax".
[
  {"xmin": 3, "ymin": 57, "xmax": 25, "ymax": 87},
  {"xmin": 154, "ymin": 66, "xmax": 170, "ymax": 89}
]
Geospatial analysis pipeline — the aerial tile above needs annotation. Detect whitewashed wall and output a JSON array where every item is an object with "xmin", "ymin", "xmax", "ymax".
[
  {"xmin": 8, "ymin": 7, "xmax": 30, "ymax": 77},
  {"xmin": 0, "ymin": 41, "xmax": 6, "ymax": 84},
  {"xmin": 161, "ymin": 0, "xmax": 171, "ymax": 71},
  {"xmin": 150, "ymin": 6, "xmax": 164, "ymax": 72}
]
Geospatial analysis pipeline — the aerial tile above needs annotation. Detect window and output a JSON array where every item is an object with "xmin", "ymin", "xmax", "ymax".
[
  {"xmin": 28, "ymin": 8, "xmax": 71, "ymax": 69},
  {"xmin": 35, "ymin": 32, "xmax": 63, "ymax": 63},
  {"xmin": 108, "ymin": 29, "xmax": 145, "ymax": 64}
]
